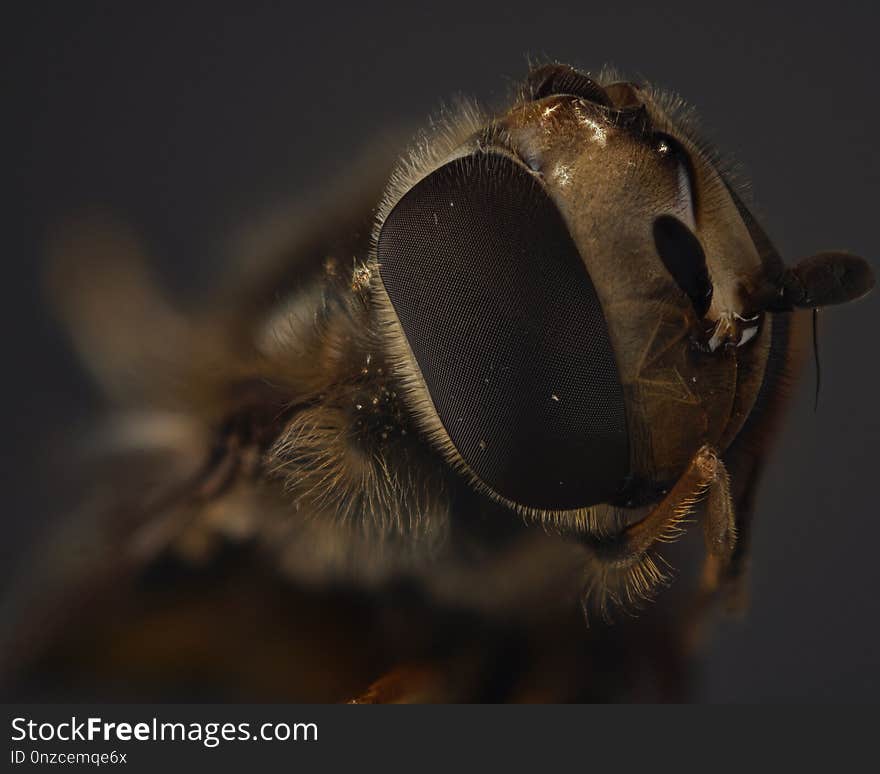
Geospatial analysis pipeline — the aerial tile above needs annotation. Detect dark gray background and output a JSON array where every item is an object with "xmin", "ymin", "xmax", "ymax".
[{"xmin": 6, "ymin": 2, "xmax": 878, "ymax": 701}]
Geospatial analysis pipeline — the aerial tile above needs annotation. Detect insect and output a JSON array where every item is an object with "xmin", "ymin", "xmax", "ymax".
[{"xmin": 4, "ymin": 63, "xmax": 873, "ymax": 702}]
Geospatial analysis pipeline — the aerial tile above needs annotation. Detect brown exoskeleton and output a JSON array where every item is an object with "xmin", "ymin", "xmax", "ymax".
[{"xmin": 3, "ymin": 63, "xmax": 874, "ymax": 702}]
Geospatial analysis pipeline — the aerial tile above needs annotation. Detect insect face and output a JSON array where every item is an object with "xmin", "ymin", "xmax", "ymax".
[
  {"xmin": 376, "ymin": 70, "xmax": 775, "ymax": 513},
  {"xmin": 372, "ymin": 65, "xmax": 873, "ymax": 607}
]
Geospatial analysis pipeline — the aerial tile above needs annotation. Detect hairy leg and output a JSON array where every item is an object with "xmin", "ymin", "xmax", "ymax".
[{"xmin": 578, "ymin": 445, "xmax": 736, "ymax": 616}]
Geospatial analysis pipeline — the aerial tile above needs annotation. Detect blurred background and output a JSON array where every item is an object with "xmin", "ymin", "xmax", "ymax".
[{"xmin": 6, "ymin": 1, "xmax": 878, "ymax": 701}]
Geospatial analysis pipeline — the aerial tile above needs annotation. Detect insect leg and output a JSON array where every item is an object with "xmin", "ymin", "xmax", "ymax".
[
  {"xmin": 584, "ymin": 445, "xmax": 734, "ymax": 567},
  {"xmin": 578, "ymin": 445, "xmax": 737, "ymax": 616},
  {"xmin": 699, "ymin": 453, "xmax": 737, "ymax": 589},
  {"xmin": 708, "ymin": 449, "xmax": 763, "ymax": 613}
]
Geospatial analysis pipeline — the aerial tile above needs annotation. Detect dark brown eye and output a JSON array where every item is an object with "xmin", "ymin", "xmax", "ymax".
[
  {"xmin": 378, "ymin": 150, "xmax": 630, "ymax": 510},
  {"xmin": 653, "ymin": 215, "xmax": 712, "ymax": 317}
]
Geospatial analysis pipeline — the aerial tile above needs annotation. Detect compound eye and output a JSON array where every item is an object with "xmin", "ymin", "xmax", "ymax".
[
  {"xmin": 377, "ymin": 151, "xmax": 630, "ymax": 510},
  {"xmin": 653, "ymin": 215, "xmax": 713, "ymax": 318}
]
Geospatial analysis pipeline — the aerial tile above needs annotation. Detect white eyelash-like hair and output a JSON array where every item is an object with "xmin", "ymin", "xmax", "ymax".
[{"xmin": 371, "ymin": 96, "xmax": 487, "ymax": 254}]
